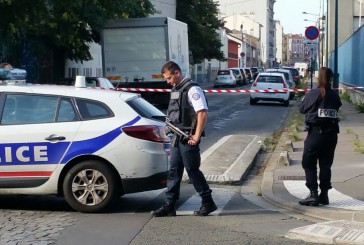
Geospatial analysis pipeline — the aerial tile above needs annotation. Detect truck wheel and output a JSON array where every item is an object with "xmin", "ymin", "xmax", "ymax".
[{"xmin": 63, "ymin": 160, "xmax": 120, "ymax": 213}]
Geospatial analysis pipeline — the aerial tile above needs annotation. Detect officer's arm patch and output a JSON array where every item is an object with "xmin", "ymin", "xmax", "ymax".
[
  {"xmin": 171, "ymin": 92, "xmax": 180, "ymax": 99},
  {"xmin": 192, "ymin": 93, "xmax": 200, "ymax": 100}
]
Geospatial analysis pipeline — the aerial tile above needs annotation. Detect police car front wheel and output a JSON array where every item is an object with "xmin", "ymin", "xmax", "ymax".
[{"xmin": 63, "ymin": 160, "xmax": 120, "ymax": 213}]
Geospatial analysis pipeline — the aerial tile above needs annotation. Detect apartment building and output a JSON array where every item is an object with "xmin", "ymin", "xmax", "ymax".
[
  {"xmin": 275, "ymin": 20, "xmax": 283, "ymax": 65},
  {"xmin": 217, "ymin": 0, "xmax": 276, "ymax": 67}
]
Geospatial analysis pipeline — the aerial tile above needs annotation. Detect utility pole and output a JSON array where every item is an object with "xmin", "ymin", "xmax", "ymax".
[{"xmin": 333, "ymin": 0, "xmax": 339, "ymax": 89}]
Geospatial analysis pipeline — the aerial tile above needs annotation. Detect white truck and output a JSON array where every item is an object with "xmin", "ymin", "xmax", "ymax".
[
  {"xmin": 101, "ymin": 17, "xmax": 190, "ymax": 106},
  {"xmin": 294, "ymin": 62, "xmax": 308, "ymax": 77}
]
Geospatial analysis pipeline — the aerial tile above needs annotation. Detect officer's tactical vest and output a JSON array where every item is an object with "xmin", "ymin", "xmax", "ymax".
[
  {"xmin": 167, "ymin": 78, "xmax": 198, "ymax": 130},
  {"xmin": 316, "ymin": 96, "xmax": 340, "ymax": 133}
]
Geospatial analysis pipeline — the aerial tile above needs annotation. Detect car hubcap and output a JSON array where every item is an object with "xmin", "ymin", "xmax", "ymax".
[{"xmin": 72, "ymin": 169, "xmax": 109, "ymax": 206}]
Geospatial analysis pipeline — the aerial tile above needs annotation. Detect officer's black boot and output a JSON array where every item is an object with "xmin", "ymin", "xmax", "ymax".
[
  {"xmin": 298, "ymin": 190, "xmax": 319, "ymax": 206},
  {"xmin": 319, "ymin": 189, "xmax": 329, "ymax": 205},
  {"xmin": 193, "ymin": 196, "xmax": 217, "ymax": 216},
  {"xmin": 151, "ymin": 202, "xmax": 176, "ymax": 217}
]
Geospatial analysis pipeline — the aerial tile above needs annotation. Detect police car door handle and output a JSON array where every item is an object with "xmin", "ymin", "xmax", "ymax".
[{"xmin": 45, "ymin": 135, "xmax": 66, "ymax": 141}]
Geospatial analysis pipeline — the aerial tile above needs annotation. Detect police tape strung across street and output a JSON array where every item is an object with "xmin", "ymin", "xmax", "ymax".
[{"xmin": 115, "ymin": 87, "xmax": 364, "ymax": 93}]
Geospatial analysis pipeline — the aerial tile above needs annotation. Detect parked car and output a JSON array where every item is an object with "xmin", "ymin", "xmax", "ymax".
[
  {"xmin": 249, "ymin": 67, "xmax": 259, "ymax": 80},
  {"xmin": 55, "ymin": 77, "xmax": 115, "ymax": 90},
  {"xmin": 250, "ymin": 72, "xmax": 290, "ymax": 107},
  {"xmin": 243, "ymin": 68, "xmax": 253, "ymax": 83},
  {"xmin": 257, "ymin": 67, "xmax": 265, "ymax": 73},
  {"xmin": 229, "ymin": 68, "xmax": 245, "ymax": 86},
  {"xmin": 281, "ymin": 66, "xmax": 301, "ymax": 85},
  {"xmin": 265, "ymin": 68, "xmax": 296, "ymax": 100},
  {"xmin": 0, "ymin": 79, "xmax": 170, "ymax": 212},
  {"xmin": 230, "ymin": 67, "xmax": 247, "ymax": 85},
  {"xmin": 214, "ymin": 69, "xmax": 237, "ymax": 87}
]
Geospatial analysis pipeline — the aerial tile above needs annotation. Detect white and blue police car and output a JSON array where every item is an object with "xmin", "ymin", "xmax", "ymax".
[{"xmin": 0, "ymin": 77, "xmax": 170, "ymax": 213}]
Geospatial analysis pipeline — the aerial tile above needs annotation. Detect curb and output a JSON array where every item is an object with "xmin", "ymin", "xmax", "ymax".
[
  {"xmin": 183, "ymin": 135, "xmax": 262, "ymax": 185},
  {"xmin": 261, "ymin": 125, "xmax": 364, "ymax": 223}
]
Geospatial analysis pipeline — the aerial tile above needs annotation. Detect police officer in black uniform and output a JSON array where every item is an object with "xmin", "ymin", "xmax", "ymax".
[
  {"xmin": 299, "ymin": 67, "xmax": 342, "ymax": 206},
  {"xmin": 151, "ymin": 61, "xmax": 217, "ymax": 217}
]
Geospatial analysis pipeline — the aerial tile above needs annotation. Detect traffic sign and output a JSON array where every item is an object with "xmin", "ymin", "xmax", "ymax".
[{"xmin": 305, "ymin": 26, "xmax": 319, "ymax": 40}]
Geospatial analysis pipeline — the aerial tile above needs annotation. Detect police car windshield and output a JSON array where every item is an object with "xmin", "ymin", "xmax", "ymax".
[{"xmin": 127, "ymin": 97, "xmax": 166, "ymax": 121}]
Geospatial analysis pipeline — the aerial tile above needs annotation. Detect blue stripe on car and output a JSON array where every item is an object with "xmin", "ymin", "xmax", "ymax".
[{"xmin": 0, "ymin": 116, "xmax": 141, "ymax": 166}]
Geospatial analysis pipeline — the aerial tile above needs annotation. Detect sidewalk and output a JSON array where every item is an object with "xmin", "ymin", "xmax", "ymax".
[
  {"xmin": 261, "ymin": 98, "xmax": 364, "ymax": 244},
  {"xmin": 193, "ymin": 79, "xmax": 364, "ymax": 243}
]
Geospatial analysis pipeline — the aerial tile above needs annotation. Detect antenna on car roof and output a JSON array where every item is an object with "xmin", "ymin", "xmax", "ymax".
[{"xmin": 75, "ymin": 75, "xmax": 86, "ymax": 88}]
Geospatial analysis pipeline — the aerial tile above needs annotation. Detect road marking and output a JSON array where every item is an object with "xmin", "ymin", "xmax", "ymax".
[
  {"xmin": 176, "ymin": 188, "xmax": 235, "ymax": 216},
  {"xmin": 284, "ymin": 180, "xmax": 364, "ymax": 210},
  {"xmin": 201, "ymin": 135, "xmax": 232, "ymax": 162}
]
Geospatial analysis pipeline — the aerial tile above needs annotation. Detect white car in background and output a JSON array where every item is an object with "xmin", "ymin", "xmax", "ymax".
[
  {"xmin": 0, "ymin": 78, "xmax": 170, "ymax": 213},
  {"xmin": 250, "ymin": 72, "xmax": 290, "ymax": 107},
  {"xmin": 214, "ymin": 69, "xmax": 237, "ymax": 87},
  {"xmin": 265, "ymin": 68, "xmax": 295, "ymax": 100}
]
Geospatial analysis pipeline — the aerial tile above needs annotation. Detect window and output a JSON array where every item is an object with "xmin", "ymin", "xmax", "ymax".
[
  {"xmin": 127, "ymin": 97, "xmax": 165, "ymax": 121},
  {"xmin": 1, "ymin": 94, "xmax": 58, "ymax": 125},
  {"xmin": 217, "ymin": 70, "xmax": 230, "ymax": 75},
  {"xmin": 76, "ymin": 98, "xmax": 113, "ymax": 120},
  {"xmin": 57, "ymin": 98, "xmax": 77, "ymax": 122}
]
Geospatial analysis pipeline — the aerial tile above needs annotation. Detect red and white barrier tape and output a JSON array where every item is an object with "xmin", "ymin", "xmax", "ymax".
[
  {"xmin": 116, "ymin": 87, "xmax": 364, "ymax": 93},
  {"xmin": 25, "ymin": 83, "xmax": 364, "ymax": 93}
]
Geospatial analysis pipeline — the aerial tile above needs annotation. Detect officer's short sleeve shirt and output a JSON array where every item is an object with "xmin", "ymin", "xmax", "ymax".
[{"xmin": 187, "ymin": 86, "xmax": 208, "ymax": 112}]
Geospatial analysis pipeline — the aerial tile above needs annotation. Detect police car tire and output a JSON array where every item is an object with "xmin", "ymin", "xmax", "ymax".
[
  {"xmin": 283, "ymin": 100, "xmax": 289, "ymax": 107},
  {"xmin": 63, "ymin": 160, "xmax": 119, "ymax": 213}
]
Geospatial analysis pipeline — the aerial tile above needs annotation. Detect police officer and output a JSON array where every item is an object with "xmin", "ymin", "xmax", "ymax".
[
  {"xmin": 151, "ymin": 61, "xmax": 217, "ymax": 217},
  {"xmin": 299, "ymin": 67, "xmax": 342, "ymax": 206}
]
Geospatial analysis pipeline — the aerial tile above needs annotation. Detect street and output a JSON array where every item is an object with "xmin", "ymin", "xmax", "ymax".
[{"xmin": 0, "ymin": 85, "xmax": 320, "ymax": 245}]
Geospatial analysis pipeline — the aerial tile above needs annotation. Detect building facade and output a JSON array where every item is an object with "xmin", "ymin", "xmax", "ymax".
[
  {"xmin": 275, "ymin": 20, "xmax": 283, "ymax": 65},
  {"xmin": 217, "ymin": 0, "xmax": 275, "ymax": 67},
  {"xmin": 286, "ymin": 34, "xmax": 305, "ymax": 66}
]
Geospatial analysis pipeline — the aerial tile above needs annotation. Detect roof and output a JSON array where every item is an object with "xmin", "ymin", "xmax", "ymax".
[{"xmin": 258, "ymin": 72, "xmax": 285, "ymax": 77}]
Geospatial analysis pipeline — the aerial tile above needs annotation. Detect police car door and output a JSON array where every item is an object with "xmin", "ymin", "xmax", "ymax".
[{"xmin": 0, "ymin": 93, "xmax": 81, "ymax": 189}]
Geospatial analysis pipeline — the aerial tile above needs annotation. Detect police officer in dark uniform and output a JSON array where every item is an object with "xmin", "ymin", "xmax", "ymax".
[
  {"xmin": 151, "ymin": 61, "xmax": 217, "ymax": 217},
  {"xmin": 299, "ymin": 67, "xmax": 342, "ymax": 206}
]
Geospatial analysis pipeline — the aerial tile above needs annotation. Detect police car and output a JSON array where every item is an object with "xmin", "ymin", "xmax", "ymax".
[{"xmin": 0, "ymin": 77, "xmax": 170, "ymax": 213}]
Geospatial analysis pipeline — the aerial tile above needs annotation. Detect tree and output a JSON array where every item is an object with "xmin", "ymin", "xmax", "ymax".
[
  {"xmin": 176, "ymin": 0, "xmax": 225, "ymax": 64},
  {"xmin": 0, "ymin": 0, "xmax": 155, "ymax": 81}
]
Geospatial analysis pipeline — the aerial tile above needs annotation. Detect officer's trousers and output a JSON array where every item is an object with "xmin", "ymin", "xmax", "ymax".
[
  {"xmin": 166, "ymin": 140, "xmax": 212, "ymax": 203},
  {"xmin": 302, "ymin": 127, "xmax": 338, "ymax": 191}
]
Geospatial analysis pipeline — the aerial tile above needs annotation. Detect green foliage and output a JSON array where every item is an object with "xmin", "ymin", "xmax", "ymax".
[
  {"xmin": 176, "ymin": 0, "xmax": 225, "ymax": 64},
  {"xmin": 354, "ymin": 100, "xmax": 364, "ymax": 113},
  {"xmin": 346, "ymin": 129, "xmax": 364, "ymax": 154},
  {"xmin": 0, "ymin": 0, "xmax": 155, "ymax": 62},
  {"xmin": 340, "ymin": 91, "xmax": 352, "ymax": 103}
]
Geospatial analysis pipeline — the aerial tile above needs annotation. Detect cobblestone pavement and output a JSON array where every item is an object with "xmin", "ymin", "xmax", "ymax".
[{"xmin": 0, "ymin": 210, "xmax": 75, "ymax": 245}]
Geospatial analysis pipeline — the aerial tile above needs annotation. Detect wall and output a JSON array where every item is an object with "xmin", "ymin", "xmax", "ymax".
[{"xmin": 330, "ymin": 24, "xmax": 364, "ymax": 103}]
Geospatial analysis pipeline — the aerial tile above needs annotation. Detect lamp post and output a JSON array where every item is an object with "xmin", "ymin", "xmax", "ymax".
[{"xmin": 326, "ymin": 0, "xmax": 329, "ymax": 67}]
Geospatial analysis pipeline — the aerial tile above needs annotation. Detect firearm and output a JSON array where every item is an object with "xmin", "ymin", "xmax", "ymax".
[{"xmin": 165, "ymin": 119, "xmax": 191, "ymax": 145}]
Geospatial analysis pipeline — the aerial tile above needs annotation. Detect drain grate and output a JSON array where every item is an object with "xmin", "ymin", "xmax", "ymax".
[{"xmin": 278, "ymin": 176, "xmax": 305, "ymax": 180}]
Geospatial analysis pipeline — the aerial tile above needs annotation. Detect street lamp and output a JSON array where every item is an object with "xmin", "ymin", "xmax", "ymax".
[{"xmin": 334, "ymin": 0, "xmax": 339, "ymax": 89}]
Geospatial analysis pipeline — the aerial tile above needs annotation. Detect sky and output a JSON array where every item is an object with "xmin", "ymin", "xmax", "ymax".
[
  {"xmin": 217, "ymin": 0, "xmax": 325, "ymax": 35},
  {"xmin": 274, "ymin": 0, "xmax": 325, "ymax": 35}
]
